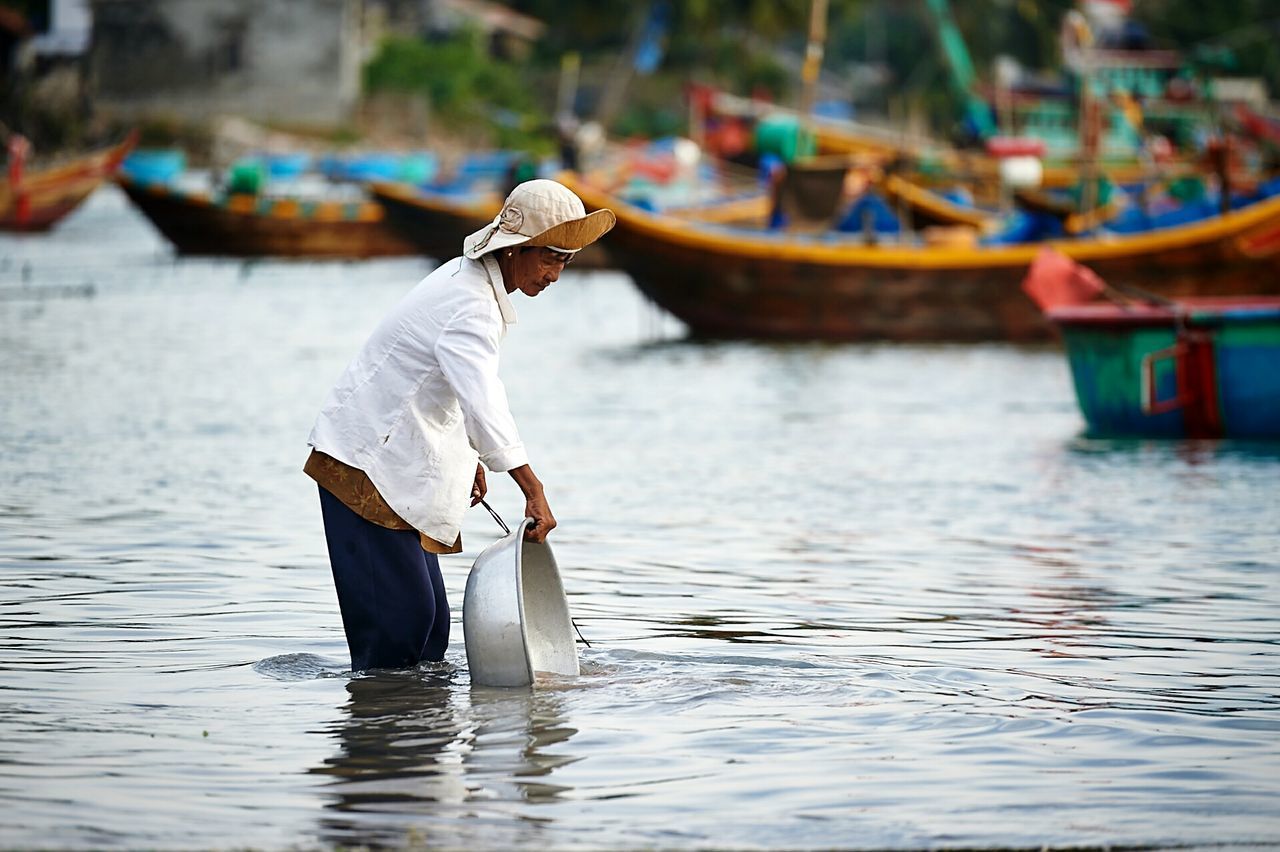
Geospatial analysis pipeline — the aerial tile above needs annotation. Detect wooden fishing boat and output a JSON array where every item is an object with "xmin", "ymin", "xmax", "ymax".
[
  {"xmin": 563, "ymin": 175, "xmax": 1280, "ymax": 342},
  {"xmin": 116, "ymin": 173, "xmax": 417, "ymax": 259},
  {"xmin": 1048, "ymin": 297, "xmax": 1280, "ymax": 439},
  {"xmin": 369, "ymin": 180, "xmax": 507, "ymax": 262},
  {"xmin": 1, "ymin": 133, "xmax": 136, "ymax": 231}
]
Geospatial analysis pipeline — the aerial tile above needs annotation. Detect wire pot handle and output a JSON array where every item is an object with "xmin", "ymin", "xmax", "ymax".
[{"xmin": 478, "ymin": 497, "xmax": 510, "ymax": 536}]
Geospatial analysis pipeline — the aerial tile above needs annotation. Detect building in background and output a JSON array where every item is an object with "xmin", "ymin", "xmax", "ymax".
[
  {"xmin": 33, "ymin": 0, "xmax": 92, "ymax": 58},
  {"xmin": 89, "ymin": 0, "xmax": 363, "ymax": 131}
]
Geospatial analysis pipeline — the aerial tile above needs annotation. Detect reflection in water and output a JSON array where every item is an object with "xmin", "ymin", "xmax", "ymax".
[
  {"xmin": 311, "ymin": 668, "xmax": 466, "ymax": 848},
  {"xmin": 1065, "ymin": 435, "xmax": 1280, "ymax": 464},
  {"xmin": 311, "ymin": 669, "xmax": 577, "ymax": 848},
  {"xmin": 464, "ymin": 682, "xmax": 579, "ymax": 804}
]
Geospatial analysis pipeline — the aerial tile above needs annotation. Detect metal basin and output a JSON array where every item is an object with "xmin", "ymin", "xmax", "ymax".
[{"xmin": 463, "ymin": 519, "xmax": 580, "ymax": 687}]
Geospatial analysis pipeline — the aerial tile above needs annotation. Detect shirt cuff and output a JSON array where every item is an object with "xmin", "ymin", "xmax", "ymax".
[{"xmin": 479, "ymin": 443, "xmax": 528, "ymax": 472}]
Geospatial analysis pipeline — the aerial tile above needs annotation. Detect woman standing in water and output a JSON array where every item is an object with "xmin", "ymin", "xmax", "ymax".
[{"xmin": 304, "ymin": 179, "xmax": 614, "ymax": 671}]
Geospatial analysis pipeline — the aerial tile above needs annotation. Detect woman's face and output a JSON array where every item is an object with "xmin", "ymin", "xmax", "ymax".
[{"xmin": 502, "ymin": 247, "xmax": 572, "ymax": 297}]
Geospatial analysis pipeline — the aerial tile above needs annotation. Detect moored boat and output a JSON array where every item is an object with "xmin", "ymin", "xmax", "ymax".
[
  {"xmin": 368, "ymin": 180, "xmax": 506, "ymax": 263},
  {"xmin": 564, "ymin": 174, "xmax": 1280, "ymax": 342},
  {"xmin": 1, "ymin": 133, "xmax": 136, "ymax": 231},
  {"xmin": 116, "ymin": 172, "xmax": 418, "ymax": 259},
  {"xmin": 1047, "ymin": 298, "xmax": 1280, "ymax": 439}
]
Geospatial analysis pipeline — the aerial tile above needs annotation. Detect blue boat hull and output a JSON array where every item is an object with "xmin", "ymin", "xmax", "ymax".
[{"xmin": 1052, "ymin": 299, "xmax": 1280, "ymax": 439}]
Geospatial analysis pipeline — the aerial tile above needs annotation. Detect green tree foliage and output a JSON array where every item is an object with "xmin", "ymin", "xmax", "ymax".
[
  {"xmin": 364, "ymin": 31, "xmax": 537, "ymax": 115},
  {"xmin": 1133, "ymin": 0, "xmax": 1280, "ymax": 98},
  {"xmin": 363, "ymin": 30, "xmax": 548, "ymax": 147}
]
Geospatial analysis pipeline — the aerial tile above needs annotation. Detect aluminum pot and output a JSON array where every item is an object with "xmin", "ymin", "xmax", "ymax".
[{"xmin": 463, "ymin": 518, "xmax": 579, "ymax": 687}]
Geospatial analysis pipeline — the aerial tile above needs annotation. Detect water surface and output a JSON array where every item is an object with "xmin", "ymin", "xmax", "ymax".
[{"xmin": 1, "ymin": 187, "xmax": 1278, "ymax": 849}]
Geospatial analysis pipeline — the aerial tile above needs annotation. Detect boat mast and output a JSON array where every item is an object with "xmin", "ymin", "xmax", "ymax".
[{"xmin": 799, "ymin": 0, "xmax": 830, "ymax": 119}]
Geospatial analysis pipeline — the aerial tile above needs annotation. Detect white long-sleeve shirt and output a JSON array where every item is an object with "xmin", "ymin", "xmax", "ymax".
[{"xmin": 308, "ymin": 255, "xmax": 528, "ymax": 545}]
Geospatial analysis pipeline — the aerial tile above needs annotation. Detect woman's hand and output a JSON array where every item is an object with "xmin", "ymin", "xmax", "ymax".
[
  {"xmin": 470, "ymin": 463, "xmax": 487, "ymax": 506},
  {"xmin": 523, "ymin": 491, "xmax": 557, "ymax": 543},
  {"xmin": 507, "ymin": 464, "xmax": 556, "ymax": 542}
]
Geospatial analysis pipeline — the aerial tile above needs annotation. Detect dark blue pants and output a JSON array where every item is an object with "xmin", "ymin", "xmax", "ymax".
[{"xmin": 318, "ymin": 486, "xmax": 450, "ymax": 671}]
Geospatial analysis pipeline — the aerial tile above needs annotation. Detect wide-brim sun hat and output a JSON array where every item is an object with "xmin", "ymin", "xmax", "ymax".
[{"xmin": 463, "ymin": 178, "xmax": 615, "ymax": 260}]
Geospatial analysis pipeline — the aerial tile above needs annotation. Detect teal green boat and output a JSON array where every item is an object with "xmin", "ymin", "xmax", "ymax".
[{"xmin": 1048, "ymin": 298, "xmax": 1280, "ymax": 439}]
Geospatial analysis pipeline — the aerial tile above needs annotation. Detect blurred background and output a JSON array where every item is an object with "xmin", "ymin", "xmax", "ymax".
[{"xmin": 2, "ymin": 0, "xmax": 1277, "ymax": 167}]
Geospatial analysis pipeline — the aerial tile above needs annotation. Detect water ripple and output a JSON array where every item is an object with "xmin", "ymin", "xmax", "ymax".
[{"xmin": 0, "ymin": 188, "xmax": 1277, "ymax": 848}]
